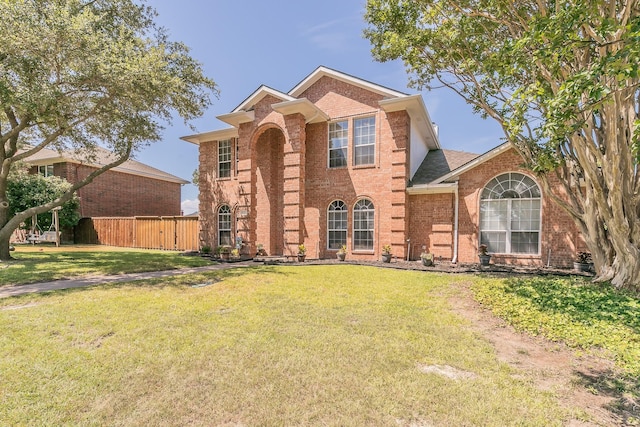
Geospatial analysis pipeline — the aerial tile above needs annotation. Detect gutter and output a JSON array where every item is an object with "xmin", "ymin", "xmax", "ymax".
[{"xmin": 452, "ymin": 186, "xmax": 459, "ymax": 264}]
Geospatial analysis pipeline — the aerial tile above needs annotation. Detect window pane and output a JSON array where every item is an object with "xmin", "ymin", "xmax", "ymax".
[
  {"xmin": 353, "ymin": 199, "xmax": 374, "ymax": 250},
  {"xmin": 218, "ymin": 140, "xmax": 231, "ymax": 178},
  {"xmin": 480, "ymin": 231, "xmax": 506, "ymax": 253},
  {"xmin": 218, "ymin": 205, "xmax": 232, "ymax": 246},
  {"xmin": 511, "ymin": 232, "xmax": 539, "ymax": 254},
  {"xmin": 511, "ymin": 200, "xmax": 541, "ymax": 231},
  {"xmin": 353, "ymin": 117, "xmax": 375, "ymax": 166},
  {"xmin": 328, "ymin": 201, "xmax": 347, "ymax": 249},
  {"xmin": 329, "ymin": 148, "xmax": 347, "ymax": 168},
  {"xmin": 480, "ymin": 200, "xmax": 508, "ymax": 230},
  {"xmin": 329, "ymin": 121, "xmax": 348, "ymax": 168}
]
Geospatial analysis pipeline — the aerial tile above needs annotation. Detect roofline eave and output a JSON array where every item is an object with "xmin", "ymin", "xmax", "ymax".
[{"xmin": 406, "ymin": 182, "xmax": 458, "ymax": 195}]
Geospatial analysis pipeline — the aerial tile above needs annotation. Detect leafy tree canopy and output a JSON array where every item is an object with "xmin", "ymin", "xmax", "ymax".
[
  {"xmin": 0, "ymin": 0, "xmax": 217, "ymax": 259},
  {"xmin": 365, "ymin": 0, "xmax": 640, "ymax": 290},
  {"xmin": 7, "ymin": 163, "xmax": 80, "ymax": 230}
]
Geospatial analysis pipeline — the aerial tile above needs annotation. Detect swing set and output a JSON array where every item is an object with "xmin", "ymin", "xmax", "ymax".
[{"xmin": 25, "ymin": 206, "xmax": 62, "ymax": 246}]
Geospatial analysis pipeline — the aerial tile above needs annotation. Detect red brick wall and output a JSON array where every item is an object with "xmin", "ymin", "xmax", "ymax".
[
  {"xmin": 198, "ymin": 77, "xmax": 411, "ymax": 260},
  {"xmin": 302, "ymin": 80, "xmax": 410, "ymax": 260},
  {"xmin": 408, "ymin": 193, "xmax": 455, "ymax": 260},
  {"xmin": 60, "ymin": 163, "xmax": 182, "ymax": 217},
  {"xmin": 408, "ymin": 148, "xmax": 583, "ymax": 267}
]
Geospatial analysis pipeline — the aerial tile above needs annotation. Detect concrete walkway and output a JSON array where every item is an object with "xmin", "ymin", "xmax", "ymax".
[
  {"xmin": 1, "ymin": 258, "xmax": 589, "ymax": 299},
  {"xmin": 0, "ymin": 261, "xmax": 254, "ymax": 299}
]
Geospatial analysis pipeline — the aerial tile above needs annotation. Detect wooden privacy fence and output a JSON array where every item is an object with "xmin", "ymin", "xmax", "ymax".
[{"xmin": 75, "ymin": 216, "xmax": 200, "ymax": 251}]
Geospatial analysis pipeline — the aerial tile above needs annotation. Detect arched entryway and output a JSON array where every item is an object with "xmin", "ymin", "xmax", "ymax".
[{"xmin": 253, "ymin": 127, "xmax": 285, "ymax": 255}]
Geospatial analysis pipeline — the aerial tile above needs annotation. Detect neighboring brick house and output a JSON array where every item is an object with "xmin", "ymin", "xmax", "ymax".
[
  {"xmin": 183, "ymin": 66, "xmax": 582, "ymax": 267},
  {"xmin": 25, "ymin": 147, "xmax": 188, "ymax": 217}
]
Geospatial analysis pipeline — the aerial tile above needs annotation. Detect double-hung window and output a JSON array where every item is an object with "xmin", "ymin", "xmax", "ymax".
[
  {"xmin": 328, "ymin": 121, "xmax": 348, "ymax": 168},
  {"xmin": 479, "ymin": 173, "xmax": 541, "ymax": 254},
  {"xmin": 353, "ymin": 117, "xmax": 375, "ymax": 166},
  {"xmin": 218, "ymin": 139, "xmax": 232, "ymax": 178}
]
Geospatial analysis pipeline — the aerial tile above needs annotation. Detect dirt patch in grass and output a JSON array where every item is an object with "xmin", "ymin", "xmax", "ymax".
[{"xmin": 450, "ymin": 282, "xmax": 632, "ymax": 426}]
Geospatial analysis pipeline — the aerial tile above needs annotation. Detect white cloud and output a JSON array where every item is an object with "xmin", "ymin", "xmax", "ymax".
[
  {"xmin": 300, "ymin": 17, "xmax": 359, "ymax": 53},
  {"xmin": 181, "ymin": 199, "xmax": 199, "ymax": 216}
]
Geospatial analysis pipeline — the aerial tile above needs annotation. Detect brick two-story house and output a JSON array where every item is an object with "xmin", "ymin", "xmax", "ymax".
[{"xmin": 184, "ymin": 66, "xmax": 582, "ymax": 266}]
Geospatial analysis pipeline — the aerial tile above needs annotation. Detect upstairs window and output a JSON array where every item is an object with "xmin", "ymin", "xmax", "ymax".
[
  {"xmin": 327, "ymin": 200, "xmax": 347, "ymax": 249},
  {"xmin": 328, "ymin": 121, "xmax": 348, "ymax": 168},
  {"xmin": 353, "ymin": 199, "xmax": 374, "ymax": 250},
  {"xmin": 480, "ymin": 172, "xmax": 541, "ymax": 254},
  {"xmin": 38, "ymin": 165, "xmax": 54, "ymax": 177},
  {"xmin": 353, "ymin": 116, "xmax": 375, "ymax": 166},
  {"xmin": 218, "ymin": 205, "xmax": 232, "ymax": 246},
  {"xmin": 218, "ymin": 139, "xmax": 232, "ymax": 178}
]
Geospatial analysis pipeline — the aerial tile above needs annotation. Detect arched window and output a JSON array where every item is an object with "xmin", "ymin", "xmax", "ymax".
[
  {"xmin": 353, "ymin": 199, "xmax": 374, "ymax": 250},
  {"xmin": 327, "ymin": 200, "xmax": 347, "ymax": 249},
  {"xmin": 480, "ymin": 173, "xmax": 541, "ymax": 254},
  {"xmin": 218, "ymin": 205, "xmax": 232, "ymax": 246}
]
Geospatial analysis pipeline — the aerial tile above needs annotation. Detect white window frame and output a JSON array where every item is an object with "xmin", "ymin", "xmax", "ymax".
[
  {"xmin": 328, "ymin": 121, "xmax": 348, "ymax": 168},
  {"xmin": 218, "ymin": 205, "xmax": 232, "ymax": 246},
  {"xmin": 353, "ymin": 198, "xmax": 374, "ymax": 251},
  {"xmin": 38, "ymin": 165, "xmax": 54, "ymax": 177},
  {"xmin": 479, "ymin": 172, "xmax": 542, "ymax": 255},
  {"xmin": 327, "ymin": 200, "xmax": 347, "ymax": 249},
  {"xmin": 218, "ymin": 139, "xmax": 232, "ymax": 178},
  {"xmin": 353, "ymin": 116, "xmax": 375, "ymax": 166}
]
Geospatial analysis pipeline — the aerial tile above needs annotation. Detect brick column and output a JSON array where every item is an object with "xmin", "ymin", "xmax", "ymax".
[{"xmin": 282, "ymin": 113, "xmax": 306, "ymax": 255}]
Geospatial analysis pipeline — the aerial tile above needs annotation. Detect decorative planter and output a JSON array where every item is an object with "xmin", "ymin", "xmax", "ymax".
[
  {"xmin": 337, "ymin": 252, "xmax": 346, "ymax": 261},
  {"xmin": 381, "ymin": 253, "xmax": 392, "ymax": 263},
  {"xmin": 573, "ymin": 261, "xmax": 591, "ymax": 272},
  {"xmin": 478, "ymin": 254, "xmax": 491, "ymax": 266},
  {"xmin": 297, "ymin": 254, "xmax": 306, "ymax": 262},
  {"xmin": 421, "ymin": 256, "xmax": 434, "ymax": 267}
]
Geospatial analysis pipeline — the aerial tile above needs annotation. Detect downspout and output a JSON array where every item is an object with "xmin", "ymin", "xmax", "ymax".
[{"xmin": 452, "ymin": 184, "xmax": 460, "ymax": 264}]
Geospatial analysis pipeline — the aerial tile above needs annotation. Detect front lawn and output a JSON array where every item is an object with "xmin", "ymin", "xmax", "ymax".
[
  {"xmin": 0, "ymin": 245, "xmax": 212, "ymax": 286},
  {"xmin": 0, "ymin": 265, "xmax": 568, "ymax": 426}
]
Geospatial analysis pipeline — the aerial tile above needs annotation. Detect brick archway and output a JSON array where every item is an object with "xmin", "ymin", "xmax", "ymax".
[{"xmin": 253, "ymin": 127, "xmax": 285, "ymax": 255}]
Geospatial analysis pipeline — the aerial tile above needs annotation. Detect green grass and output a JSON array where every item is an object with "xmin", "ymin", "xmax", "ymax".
[
  {"xmin": 0, "ymin": 266, "xmax": 568, "ymax": 426},
  {"xmin": 472, "ymin": 275, "xmax": 640, "ymax": 417},
  {"xmin": 0, "ymin": 245, "xmax": 212, "ymax": 286}
]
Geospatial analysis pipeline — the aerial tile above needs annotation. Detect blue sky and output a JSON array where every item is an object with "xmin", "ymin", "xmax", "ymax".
[{"xmin": 137, "ymin": 0, "xmax": 503, "ymax": 214}]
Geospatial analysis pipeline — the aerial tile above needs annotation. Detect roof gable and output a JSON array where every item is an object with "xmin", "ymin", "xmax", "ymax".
[
  {"xmin": 289, "ymin": 66, "xmax": 408, "ymax": 99},
  {"xmin": 23, "ymin": 147, "xmax": 189, "ymax": 184},
  {"xmin": 232, "ymin": 85, "xmax": 295, "ymax": 113}
]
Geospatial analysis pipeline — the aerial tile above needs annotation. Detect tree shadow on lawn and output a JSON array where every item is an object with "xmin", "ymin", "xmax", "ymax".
[
  {"xmin": 574, "ymin": 369, "xmax": 640, "ymax": 423},
  {"xmin": 5, "ymin": 265, "xmax": 295, "ymax": 301}
]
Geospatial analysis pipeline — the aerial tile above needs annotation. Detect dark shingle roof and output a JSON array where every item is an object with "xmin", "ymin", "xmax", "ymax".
[{"xmin": 411, "ymin": 149, "xmax": 480, "ymax": 186}]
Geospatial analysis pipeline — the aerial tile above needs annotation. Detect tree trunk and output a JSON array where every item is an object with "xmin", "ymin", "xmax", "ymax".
[
  {"xmin": 0, "ymin": 204, "xmax": 13, "ymax": 261},
  {"xmin": 0, "ymin": 234, "xmax": 12, "ymax": 261}
]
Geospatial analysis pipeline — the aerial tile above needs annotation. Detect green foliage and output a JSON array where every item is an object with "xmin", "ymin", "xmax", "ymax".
[
  {"xmin": 0, "ymin": 0, "xmax": 217, "ymax": 151},
  {"xmin": 7, "ymin": 164, "xmax": 80, "ymax": 229},
  {"xmin": 365, "ymin": 1, "xmax": 640, "ymax": 289},
  {"xmin": 472, "ymin": 276, "xmax": 640, "ymax": 378},
  {"xmin": 0, "ymin": 0, "xmax": 217, "ymax": 256}
]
